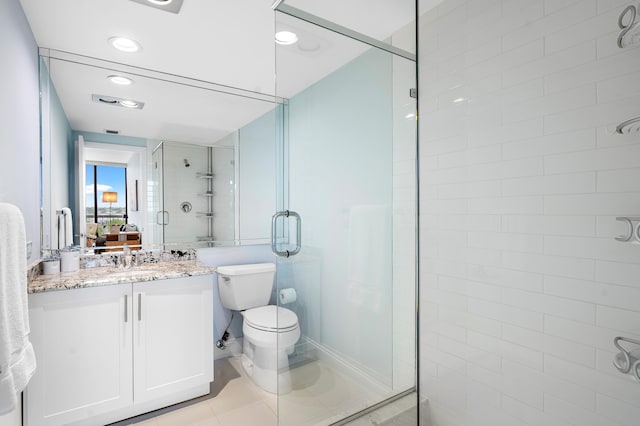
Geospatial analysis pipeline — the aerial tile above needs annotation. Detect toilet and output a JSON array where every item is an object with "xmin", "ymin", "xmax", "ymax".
[{"xmin": 217, "ymin": 263, "xmax": 300, "ymax": 394}]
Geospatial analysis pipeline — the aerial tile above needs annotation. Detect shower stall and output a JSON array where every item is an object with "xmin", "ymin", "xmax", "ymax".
[
  {"xmin": 271, "ymin": 0, "xmax": 640, "ymax": 425},
  {"xmin": 271, "ymin": 2, "xmax": 419, "ymax": 424},
  {"xmin": 151, "ymin": 140, "xmax": 236, "ymax": 248}
]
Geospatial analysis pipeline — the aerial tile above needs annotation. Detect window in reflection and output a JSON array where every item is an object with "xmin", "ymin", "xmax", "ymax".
[{"xmin": 85, "ymin": 163, "xmax": 127, "ymax": 228}]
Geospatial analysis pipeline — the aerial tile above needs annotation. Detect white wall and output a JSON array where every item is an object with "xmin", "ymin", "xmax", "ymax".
[
  {"xmin": 0, "ymin": 0, "xmax": 41, "ymax": 267},
  {"xmin": 419, "ymin": 1, "xmax": 640, "ymax": 425}
]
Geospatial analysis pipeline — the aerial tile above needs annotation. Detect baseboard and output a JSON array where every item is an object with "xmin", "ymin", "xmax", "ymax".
[{"xmin": 300, "ymin": 336, "xmax": 390, "ymax": 397}]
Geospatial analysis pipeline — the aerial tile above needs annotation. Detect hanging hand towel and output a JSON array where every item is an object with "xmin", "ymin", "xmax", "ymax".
[
  {"xmin": 57, "ymin": 207, "xmax": 73, "ymax": 249},
  {"xmin": 0, "ymin": 203, "xmax": 36, "ymax": 414}
]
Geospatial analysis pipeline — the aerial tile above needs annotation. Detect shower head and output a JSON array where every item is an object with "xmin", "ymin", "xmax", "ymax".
[
  {"xmin": 616, "ymin": 116, "xmax": 640, "ymax": 134},
  {"xmin": 184, "ymin": 159, "xmax": 190, "ymax": 167}
]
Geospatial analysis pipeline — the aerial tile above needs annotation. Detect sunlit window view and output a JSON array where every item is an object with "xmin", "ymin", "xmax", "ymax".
[{"xmin": 85, "ymin": 163, "xmax": 127, "ymax": 227}]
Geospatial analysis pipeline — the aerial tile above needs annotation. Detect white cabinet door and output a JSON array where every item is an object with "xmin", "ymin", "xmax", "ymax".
[
  {"xmin": 133, "ymin": 275, "xmax": 213, "ymax": 404},
  {"xmin": 25, "ymin": 284, "xmax": 132, "ymax": 426}
]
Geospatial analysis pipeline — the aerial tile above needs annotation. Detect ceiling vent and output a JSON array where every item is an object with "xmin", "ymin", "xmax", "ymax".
[
  {"xmin": 92, "ymin": 94, "xmax": 145, "ymax": 110},
  {"xmin": 129, "ymin": 0, "xmax": 183, "ymax": 14},
  {"xmin": 105, "ymin": 129, "xmax": 120, "ymax": 135}
]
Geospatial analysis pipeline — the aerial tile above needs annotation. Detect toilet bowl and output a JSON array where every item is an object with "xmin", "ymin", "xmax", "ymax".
[
  {"xmin": 240, "ymin": 305, "xmax": 300, "ymax": 394},
  {"xmin": 216, "ymin": 263, "xmax": 300, "ymax": 394}
]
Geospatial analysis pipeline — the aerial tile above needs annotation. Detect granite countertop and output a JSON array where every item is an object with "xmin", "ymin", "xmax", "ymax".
[{"xmin": 28, "ymin": 260, "xmax": 215, "ymax": 294}]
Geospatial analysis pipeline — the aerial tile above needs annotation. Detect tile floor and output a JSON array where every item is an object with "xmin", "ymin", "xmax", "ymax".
[{"xmin": 112, "ymin": 356, "xmax": 391, "ymax": 426}]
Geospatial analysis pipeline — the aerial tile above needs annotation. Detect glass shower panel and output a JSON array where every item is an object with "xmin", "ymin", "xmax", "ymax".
[
  {"xmin": 274, "ymin": 9, "xmax": 417, "ymax": 425},
  {"xmin": 150, "ymin": 143, "xmax": 164, "ymax": 247}
]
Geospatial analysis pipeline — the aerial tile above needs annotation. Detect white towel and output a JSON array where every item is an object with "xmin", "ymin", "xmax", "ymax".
[
  {"xmin": 58, "ymin": 207, "xmax": 73, "ymax": 249},
  {"xmin": 0, "ymin": 203, "xmax": 36, "ymax": 414},
  {"xmin": 346, "ymin": 204, "xmax": 391, "ymax": 312}
]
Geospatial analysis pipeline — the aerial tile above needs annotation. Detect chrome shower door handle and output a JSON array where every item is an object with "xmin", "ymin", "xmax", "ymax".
[
  {"xmin": 271, "ymin": 210, "xmax": 302, "ymax": 258},
  {"xmin": 156, "ymin": 211, "xmax": 170, "ymax": 225},
  {"xmin": 288, "ymin": 210, "xmax": 302, "ymax": 256}
]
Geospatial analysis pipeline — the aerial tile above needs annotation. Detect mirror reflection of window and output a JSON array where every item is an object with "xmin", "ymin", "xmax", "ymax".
[{"xmin": 85, "ymin": 163, "xmax": 127, "ymax": 229}]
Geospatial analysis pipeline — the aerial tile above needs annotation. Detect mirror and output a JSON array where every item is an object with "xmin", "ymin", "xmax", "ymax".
[{"xmin": 40, "ymin": 50, "xmax": 280, "ymax": 254}]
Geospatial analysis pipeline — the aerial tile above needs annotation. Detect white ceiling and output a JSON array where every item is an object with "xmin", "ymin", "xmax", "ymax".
[{"xmin": 19, "ymin": 0, "xmax": 419, "ymax": 144}]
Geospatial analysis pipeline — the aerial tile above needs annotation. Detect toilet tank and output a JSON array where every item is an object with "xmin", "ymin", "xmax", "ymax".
[{"xmin": 217, "ymin": 263, "xmax": 276, "ymax": 311}]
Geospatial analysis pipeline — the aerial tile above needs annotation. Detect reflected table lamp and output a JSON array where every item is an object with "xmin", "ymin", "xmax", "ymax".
[{"xmin": 102, "ymin": 191, "xmax": 117, "ymax": 230}]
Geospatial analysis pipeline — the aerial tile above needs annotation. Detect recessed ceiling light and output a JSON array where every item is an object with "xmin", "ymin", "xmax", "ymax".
[
  {"xmin": 119, "ymin": 100, "xmax": 139, "ymax": 108},
  {"xmin": 453, "ymin": 97, "xmax": 466, "ymax": 103},
  {"xmin": 275, "ymin": 31, "xmax": 298, "ymax": 45},
  {"xmin": 107, "ymin": 75, "xmax": 134, "ymax": 86},
  {"xmin": 108, "ymin": 36, "xmax": 141, "ymax": 53},
  {"xmin": 148, "ymin": 0, "xmax": 172, "ymax": 4}
]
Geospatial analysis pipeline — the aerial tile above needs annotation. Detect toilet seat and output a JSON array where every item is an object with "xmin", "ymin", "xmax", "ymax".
[{"xmin": 244, "ymin": 305, "xmax": 298, "ymax": 333}]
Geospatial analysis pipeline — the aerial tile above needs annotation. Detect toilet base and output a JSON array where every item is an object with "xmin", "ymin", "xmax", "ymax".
[{"xmin": 242, "ymin": 341, "xmax": 293, "ymax": 394}]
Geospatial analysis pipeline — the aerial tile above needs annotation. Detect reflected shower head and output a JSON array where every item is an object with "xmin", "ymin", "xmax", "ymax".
[
  {"xmin": 616, "ymin": 117, "xmax": 640, "ymax": 134},
  {"xmin": 184, "ymin": 159, "xmax": 190, "ymax": 167}
]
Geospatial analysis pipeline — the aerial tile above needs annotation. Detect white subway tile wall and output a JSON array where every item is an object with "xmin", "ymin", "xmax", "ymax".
[{"xmin": 419, "ymin": 0, "xmax": 640, "ymax": 425}]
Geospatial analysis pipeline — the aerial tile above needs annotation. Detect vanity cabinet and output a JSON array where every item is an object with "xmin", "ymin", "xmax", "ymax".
[
  {"xmin": 133, "ymin": 278, "xmax": 213, "ymax": 404},
  {"xmin": 24, "ymin": 275, "xmax": 213, "ymax": 426},
  {"xmin": 25, "ymin": 284, "xmax": 133, "ymax": 426}
]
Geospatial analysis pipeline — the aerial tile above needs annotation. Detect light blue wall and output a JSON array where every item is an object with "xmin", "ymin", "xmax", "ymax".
[
  {"xmin": 51, "ymin": 75, "xmax": 73, "ymax": 207},
  {"xmin": 45, "ymin": 66, "xmax": 74, "ymax": 247},
  {"xmin": 0, "ymin": 2, "xmax": 38, "ymax": 424},
  {"xmin": 0, "ymin": 0, "xmax": 41, "ymax": 268},
  {"xmin": 217, "ymin": 46, "xmax": 394, "ymax": 381},
  {"xmin": 237, "ymin": 107, "xmax": 279, "ymax": 241},
  {"xmin": 286, "ymin": 47, "xmax": 394, "ymax": 380}
]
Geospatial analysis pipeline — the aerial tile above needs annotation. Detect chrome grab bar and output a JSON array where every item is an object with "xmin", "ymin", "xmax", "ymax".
[
  {"xmin": 618, "ymin": 4, "xmax": 638, "ymax": 48},
  {"xmin": 613, "ymin": 336, "xmax": 640, "ymax": 379},
  {"xmin": 615, "ymin": 217, "xmax": 634, "ymax": 242},
  {"xmin": 271, "ymin": 210, "xmax": 301, "ymax": 258}
]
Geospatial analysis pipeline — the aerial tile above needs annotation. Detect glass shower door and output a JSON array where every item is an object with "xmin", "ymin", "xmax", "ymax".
[{"xmin": 273, "ymin": 6, "xmax": 417, "ymax": 425}]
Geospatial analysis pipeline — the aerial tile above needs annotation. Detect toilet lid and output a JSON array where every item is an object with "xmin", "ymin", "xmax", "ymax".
[{"xmin": 244, "ymin": 305, "xmax": 298, "ymax": 332}]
